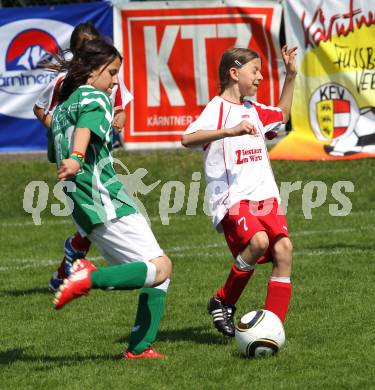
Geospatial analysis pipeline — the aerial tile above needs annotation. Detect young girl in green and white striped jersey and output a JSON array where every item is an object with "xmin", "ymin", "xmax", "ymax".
[{"xmin": 49, "ymin": 39, "xmax": 172, "ymax": 360}]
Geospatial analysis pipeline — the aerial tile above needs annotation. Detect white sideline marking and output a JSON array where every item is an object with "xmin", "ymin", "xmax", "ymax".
[
  {"xmin": 0, "ymin": 219, "xmax": 373, "ymax": 271},
  {"xmin": 164, "ymin": 226, "xmax": 375, "ymax": 252},
  {"xmin": 290, "ymin": 226, "xmax": 375, "ymax": 236},
  {"xmin": 0, "ymin": 215, "xmax": 195, "ymax": 228},
  {"xmin": 0, "ymin": 247, "xmax": 372, "ymax": 272},
  {"xmin": 0, "ymin": 256, "xmax": 103, "ymax": 272},
  {"xmin": 1, "ymin": 209, "xmax": 374, "ymax": 228},
  {"xmin": 0, "ymin": 220, "xmax": 71, "ymax": 228},
  {"xmin": 0, "ymin": 237, "xmax": 373, "ymax": 272},
  {"xmin": 171, "ymin": 247, "xmax": 374, "ymax": 258}
]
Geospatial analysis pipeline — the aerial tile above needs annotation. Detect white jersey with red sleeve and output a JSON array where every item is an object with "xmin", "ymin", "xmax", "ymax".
[
  {"xmin": 35, "ymin": 72, "xmax": 133, "ymax": 116},
  {"xmin": 34, "ymin": 72, "xmax": 66, "ymax": 114},
  {"xmin": 112, "ymin": 74, "xmax": 133, "ymax": 111},
  {"xmin": 184, "ymin": 96, "xmax": 284, "ymax": 229}
]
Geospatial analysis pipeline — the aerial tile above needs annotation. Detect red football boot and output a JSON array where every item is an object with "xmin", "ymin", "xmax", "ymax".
[
  {"xmin": 123, "ymin": 347, "xmax": 165, "ymax": 360},
  {"xmin": 54, "ymin": 259, "xmax": 97, "ymax": 310}
]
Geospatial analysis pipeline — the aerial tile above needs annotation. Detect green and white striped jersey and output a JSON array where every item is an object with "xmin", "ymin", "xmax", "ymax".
[{"xmin": 50, "ymin": 85, "xmax": 137, "ymax": 234}]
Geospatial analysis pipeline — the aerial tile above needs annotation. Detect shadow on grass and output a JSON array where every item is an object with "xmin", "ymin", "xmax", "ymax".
[
  {"xmin": 230, "ymin": 349, "xmax": 280, "ymax": 361},
  {"xmin": 117, "ymin": 326, "xmax": 232, "ymax": 346},
  {"xmin": 0, "ymin": 287, "xmax": 50, "ymax": 297},
  {"xmin": 0, "ymin": 347, "xmax": 120, "ymax": 368}
]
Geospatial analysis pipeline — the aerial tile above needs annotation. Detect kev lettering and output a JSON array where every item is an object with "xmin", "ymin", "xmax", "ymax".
[{"xmin": 235, "ymin": 148, "xmax": 262, "ymax": 164}]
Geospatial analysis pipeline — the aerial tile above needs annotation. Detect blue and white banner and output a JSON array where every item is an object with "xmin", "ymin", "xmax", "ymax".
[{"xmin": 0, "ymin": 2, "xmax": 112, "ymax": 152}]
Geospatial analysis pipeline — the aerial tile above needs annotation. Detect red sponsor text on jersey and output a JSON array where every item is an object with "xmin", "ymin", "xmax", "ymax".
[{"xmin": 235, "ymin": 148, "xmax": 263, "ymax": 164}]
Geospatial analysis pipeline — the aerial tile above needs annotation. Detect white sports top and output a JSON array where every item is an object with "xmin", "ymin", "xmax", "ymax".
[
  {"xmin": 184, "ymin": 96, "xmax": 283, "ymax": 229},
  {"xmin": 35, "ymin": 72, "xmax": 133, "ymax": 114}
]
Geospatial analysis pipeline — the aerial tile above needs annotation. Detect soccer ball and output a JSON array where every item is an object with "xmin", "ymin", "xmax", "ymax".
[{"xmin": 235, "ymin": 310, "xmax": 285, "ymax": 358}]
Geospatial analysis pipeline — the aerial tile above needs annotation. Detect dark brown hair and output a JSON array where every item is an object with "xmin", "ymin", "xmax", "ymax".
[
  {"xmin": 69, "ymin": 22, "xmax": 101, "ymax": 55},
  {"xmin": 58, "ymin": 38, "xmax": 122, "ymax": 103},
  {"xmin": 38, "ymin": 22, "xmax": 101, "ymax": 71},
  {"xmin": 218, "ymin": 48, "xmax": 261, "ymax": 94}
]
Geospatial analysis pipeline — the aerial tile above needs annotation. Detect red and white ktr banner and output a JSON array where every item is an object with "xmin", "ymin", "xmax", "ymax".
[{"xmin": 114, "ymin": 0, "xmax": 282, "ymax": 150}]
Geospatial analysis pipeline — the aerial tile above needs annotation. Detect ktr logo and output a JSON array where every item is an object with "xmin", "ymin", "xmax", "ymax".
[
  {"xmin": 0, "ymin": 19, "xmax": 73, "ymax": 119},
  {"xmin": 123, "ymin": 4, "xmax": 282, "ymax": 143},
  {"xmin": 144, "ymin": 23, "xmax": 253, "ymax": 107}
]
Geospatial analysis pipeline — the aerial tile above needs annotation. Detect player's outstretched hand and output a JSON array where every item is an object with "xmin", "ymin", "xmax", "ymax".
[
  {"xmin": 227, "ymin": 120, "xmax": 257, "ymax": 137},
  {"xmin": 281, "ymin": 45, "xmax": 298, "ymax": 77},
  {"xmin": 57, "ymin": 158, "xmax": 81, "ymax": 181},
  {"xmin": 112, "ymin": 110, "xmax": 126, "ymax": 133}
]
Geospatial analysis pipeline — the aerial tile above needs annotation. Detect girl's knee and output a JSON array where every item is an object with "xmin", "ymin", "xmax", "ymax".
[
  {"xmin": 273, "ymin": 237, "xmax": 293, "ymax": 264},
  {"xmin": 151, "ymin": 255, "xmax": 172, "ymax": 282},
  {"xmin": 250, "ymin": 231, "xmax": 269, "ymax": 254},
  {"xmin": 161, "ymin": 255, "xmax": 172, "ymax": 277}
]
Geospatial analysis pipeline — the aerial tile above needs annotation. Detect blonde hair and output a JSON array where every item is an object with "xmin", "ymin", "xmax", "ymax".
[{"xmin": 218, "ymin": 48, "xmax": 260, "ymax": 94}]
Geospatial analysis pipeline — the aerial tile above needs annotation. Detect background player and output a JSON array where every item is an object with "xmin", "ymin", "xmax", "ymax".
[{"xmin": 182, "ymin": 45, "xmax": 297, "ymax": 336}]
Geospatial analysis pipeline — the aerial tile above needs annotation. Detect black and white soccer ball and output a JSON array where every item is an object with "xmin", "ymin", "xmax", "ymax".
[{"xmin": 235, "ymin": 310, "xmax": 285, "ymax": 358}]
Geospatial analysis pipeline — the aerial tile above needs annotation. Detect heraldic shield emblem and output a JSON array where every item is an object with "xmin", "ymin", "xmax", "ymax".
[
  {"xmin": 316, "ymin": 99, "xmax": 350, "ymax": 140},
  {"xmin": 309, "ymin": 83, "xmax": 359, "ymax": 142}
]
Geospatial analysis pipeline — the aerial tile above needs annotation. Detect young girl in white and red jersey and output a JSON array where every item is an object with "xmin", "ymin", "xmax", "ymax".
[
  {"xmin": 182, "ymin": 46, "xmax": 297, "ymax": 337},
  {"xmin": 33, "ymin": 22, "xmax": 133, "ymax": 292}
]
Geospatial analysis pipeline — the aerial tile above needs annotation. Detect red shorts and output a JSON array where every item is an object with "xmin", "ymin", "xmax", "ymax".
[{"xmin": 220, "ymin": 198, "xmax": 289, "ymax": 263}]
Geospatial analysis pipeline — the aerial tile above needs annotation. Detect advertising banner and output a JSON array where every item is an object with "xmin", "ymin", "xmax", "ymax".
[
  {"xmin": 114, "ymin": 0, "xmax": 283, "ymax": 149},
  {"xmin": 270, "ymin": 0, "xmax": 375, "ymax": 160},
  {"xmin": 0, "ymin": 2, "xmax": 112, "ymax": 152}
]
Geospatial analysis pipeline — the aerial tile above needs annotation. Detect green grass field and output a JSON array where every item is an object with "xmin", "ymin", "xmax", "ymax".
[{"xmin": 0, "ymin": 150, "xmax": 374, "ymax": 389}]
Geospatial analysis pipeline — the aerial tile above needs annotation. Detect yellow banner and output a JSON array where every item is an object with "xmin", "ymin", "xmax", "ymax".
[{"xmin": 270, "ymin": 0, "xmax": 375, "ymax": 160}]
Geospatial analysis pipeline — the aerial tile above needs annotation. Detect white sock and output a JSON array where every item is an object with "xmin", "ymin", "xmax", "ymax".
[
  {"xmin": 270, "ymin": 276, "xmax": 291, "ymax": 283},
  {"xmin": 144, "ymin": 262, "xmax": 157, "ymax": 287},
  {"xmin": 154, "ymin": 278, "xmax": 170, "ymax": 292},
  {"xmin": 235, "ymin": 254, "xmax": 255, "ymax": 272}
]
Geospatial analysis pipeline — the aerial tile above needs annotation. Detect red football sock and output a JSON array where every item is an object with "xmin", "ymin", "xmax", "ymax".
[
  {"xmin": 57, "ymin": 257, "xmax": 67, "ymax": 279},
  {"xmin": 70, "ymin": 232, "xmax": 91, "ymax": 253},
  {"xmin": 264, "ymin": 280, "xmax": 292, "ymax": 322},
  {"xmin": 215, "ymin": 264, "xmax": 254, "ymax": 305}
]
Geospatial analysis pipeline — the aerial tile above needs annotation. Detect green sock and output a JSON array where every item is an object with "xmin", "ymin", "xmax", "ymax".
[
  {"xmin": 90, "ymin": 262, "xmax": 147, "ymax": 290},
  {"xmin": 127, "ymin": 287, "xmax": 167, "ymax": 354}
]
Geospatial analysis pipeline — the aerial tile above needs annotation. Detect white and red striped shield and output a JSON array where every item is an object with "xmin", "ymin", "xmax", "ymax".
[{"xmin": 316, "ymin": 99, "xmax": 350, "ymax": 140}]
